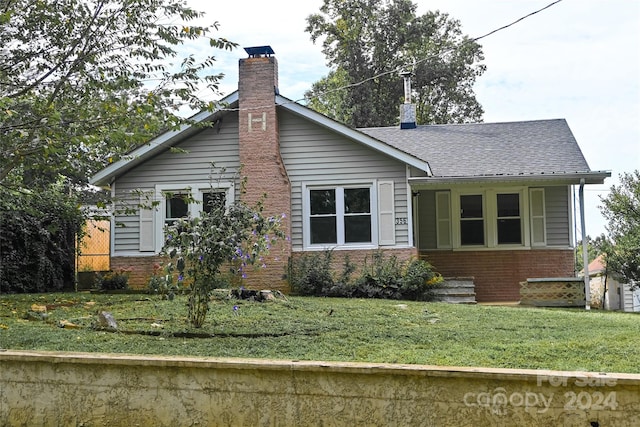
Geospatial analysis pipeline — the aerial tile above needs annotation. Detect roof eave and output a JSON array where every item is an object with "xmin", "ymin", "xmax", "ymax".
[
  {"xmin": 409, "ymin": 171, "xmax": 611, "ymax": 187},
  {"xmin": 277, "ymin": 95, "xmax": 432, "ymax": 175},
  {"xmin": 89, "ymin": 92, "xmax": 239, "ymax": 186}
]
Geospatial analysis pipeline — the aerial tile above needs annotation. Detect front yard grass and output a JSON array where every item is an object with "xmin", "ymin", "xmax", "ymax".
[{"xmin": 1, "ymin": 292, "xmax": 639, "ymax": 373}]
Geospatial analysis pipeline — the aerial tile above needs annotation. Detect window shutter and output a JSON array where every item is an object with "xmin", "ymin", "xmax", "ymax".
[
  {"xmin": 139, "ymin": 195, "xmax": 155, "ymax": 252},
  {"xmin": 378, "ymin": 181, "xmax": 395, "ymax": 245},
  {"xmin": 529, "ymin": 188, "xmax": 546, "ymax": 246},
  {"xmin": 436, "ymin": 191, "xmax": 452, "ymax": 248}
]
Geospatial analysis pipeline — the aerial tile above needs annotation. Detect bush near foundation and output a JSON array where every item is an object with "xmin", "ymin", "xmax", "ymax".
[{"xmin": 288, "ymin": 250, "xmax": 442, "ymax": 300}]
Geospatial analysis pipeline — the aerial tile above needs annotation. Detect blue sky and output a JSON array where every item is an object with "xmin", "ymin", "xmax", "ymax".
[{"xmin": 188, "ymin": 0, "xmax": 639, "ymax": 239}]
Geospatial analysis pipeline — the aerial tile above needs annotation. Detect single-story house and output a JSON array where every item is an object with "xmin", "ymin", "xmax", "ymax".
[{"xmin": 90, "ymin": 46, "xmax": 610, "ymax": 302}]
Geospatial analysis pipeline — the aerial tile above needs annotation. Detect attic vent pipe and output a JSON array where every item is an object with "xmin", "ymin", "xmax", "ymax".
[
  {"xmin": 401, "ymin": 71, "xmax": 412, "ymax": 104},
  {"xmin": 399, "ymin": 71, "xmax": 417, "ymax": 129}
]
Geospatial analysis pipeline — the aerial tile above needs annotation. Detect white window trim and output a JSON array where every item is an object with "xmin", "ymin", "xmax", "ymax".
[
  {"xmin": 153, "ymin": 182, "xmax": 235, "ymax": 253},
  {"xmin": 453, "ymin": 190, "xmax": 487, "ymax": 248},
  {"xmin": 446, "ymin": 187, "xmax": 531, "ymax": 250},
  {"xmin": 302, "ymin": 181, "xmax": 379, "ymax": 251}
]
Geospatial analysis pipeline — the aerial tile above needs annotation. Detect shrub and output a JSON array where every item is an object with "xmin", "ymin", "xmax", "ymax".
[
  {"xmin": 288, "ymin": 250, "xmax": 443, "ymax": 301},
  {"xmin": 147, "ymin": 263, "xmax": 180, "ymax": 300},
  {"xmin": 162, "ymin": 195, "xmax": 284, "ymax": 327},
  {"xmin": 287, "ymin": 250, "xmax": 335, "ymax": 296},
  {"xmin": 400, "ymin": 259, "xmax": 443, "ymax": 300},
  {"xmin": 95, "ymin": 268, "xmax": 130, "ymax": 291}
]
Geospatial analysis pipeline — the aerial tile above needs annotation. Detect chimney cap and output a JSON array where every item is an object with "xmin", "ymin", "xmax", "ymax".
[{"xmin": 244, "ymin": 45, "xmax": 275, "ymax": 57}]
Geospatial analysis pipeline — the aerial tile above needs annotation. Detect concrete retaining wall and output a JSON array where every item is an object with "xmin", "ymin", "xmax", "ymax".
[{"xmin": 1, "ymin": 350, "xmax": 639, "ymax": 426}]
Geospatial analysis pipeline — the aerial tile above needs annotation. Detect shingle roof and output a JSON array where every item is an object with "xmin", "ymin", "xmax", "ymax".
[{"xmin": 359, "ymin": 119, "xmax": 592, "ymax": 178}]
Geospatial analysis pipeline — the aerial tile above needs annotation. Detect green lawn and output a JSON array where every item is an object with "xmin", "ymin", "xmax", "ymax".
[{"xmin": 1, "ymin": 292, "xmax": 639, "ymax": 373}]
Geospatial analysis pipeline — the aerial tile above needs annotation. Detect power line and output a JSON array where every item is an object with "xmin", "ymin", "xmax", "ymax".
[{"xmin": 209, "ymin": 0, "xmax": 565, "ymax": 113}]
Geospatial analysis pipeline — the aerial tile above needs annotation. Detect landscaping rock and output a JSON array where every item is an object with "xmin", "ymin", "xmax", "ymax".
[{"xmin": 98, "ymin": 311, "xmax": 118, "ymax": 329}]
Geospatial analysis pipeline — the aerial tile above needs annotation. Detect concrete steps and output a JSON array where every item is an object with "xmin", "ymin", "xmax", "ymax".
[{"xmin": 431, "ymin": 277, "xmax": 476, "ymax": 304}]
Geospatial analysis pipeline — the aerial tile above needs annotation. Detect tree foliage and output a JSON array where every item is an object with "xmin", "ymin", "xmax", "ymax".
[
  {"xmin": 161, "ymin": 194, "xmax": 285, "ymax": 327},
  {"xmin": 305, "ymin": 0, "xmax": 485, "ymax": 128},
  {"xmin": 599, "ymin": 170, "xmax": 640, "ymax": 288},
  {"xmin": 0, "ymin": 0, "xmax": 236, "ymax": 189},
  {"xmin": 575, "ymin": 234, "xmax": 607, "ymax": 272},
  {"xmin": 0, "ymin": 182, "xmax": 84, "ymax": 293}
]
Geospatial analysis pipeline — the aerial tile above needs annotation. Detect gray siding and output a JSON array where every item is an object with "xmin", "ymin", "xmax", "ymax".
[
  {"xmin": 113, "ymin": 113, "xmax": 241, "ymax": 253},
  {"xmin": 278, "ymin": 110, "xmax": 410, "ymax": 250},
  {"xmin": 544, "ymin": 186, "xmax": 571, "ymax": 247}
]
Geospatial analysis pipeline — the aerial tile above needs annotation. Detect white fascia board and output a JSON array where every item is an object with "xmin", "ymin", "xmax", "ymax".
[
  {"xmin": 409, "ymin": 170, "xmax": 612, "ymax": 188},
  {"xmin": 277, "ymin": 95, "xmax": 432, "ymax": 175},
  {"xmin": 90, "ymin": 92, "xmax": 239, "ymax": 186}
]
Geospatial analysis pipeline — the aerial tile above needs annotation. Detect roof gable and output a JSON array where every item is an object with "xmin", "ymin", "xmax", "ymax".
[
  {"xmin": 90, "ymin": 93, "xmax": 433, "ymax": 186},
  {"xmin": 276, "ymin": 95, "xmax": 431, "ymax": 173},
  {"xmin": 90, "ymin": 92, "xmax": 239, "ymax": 186}
]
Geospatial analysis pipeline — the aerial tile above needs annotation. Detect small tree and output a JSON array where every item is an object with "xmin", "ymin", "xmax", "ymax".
[
  {"xmin": 162, "ymin": 195, "xmax": 284, "ymax": 327},
  {"xmin": 599, "ymin": 170, "xmax": 640, "ymax": 289}
]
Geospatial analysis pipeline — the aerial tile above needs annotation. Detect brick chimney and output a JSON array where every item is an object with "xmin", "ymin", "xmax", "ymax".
[{"xmin": 238, "ymin": 46, "xmax": 291, "ymax": 290}]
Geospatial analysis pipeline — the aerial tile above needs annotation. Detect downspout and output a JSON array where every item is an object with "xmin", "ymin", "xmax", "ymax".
[{"xmin": 579, "ymin": 179, "xmax": 590, "ymax": 310}]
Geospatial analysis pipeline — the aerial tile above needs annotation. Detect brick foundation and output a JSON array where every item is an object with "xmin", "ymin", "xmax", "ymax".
[
  {"xmin": 113, "ymin": 247, "xmax": 419, "ymax": 293},
  {"xmin": 290, "ymin": 247, "xmax": 419, "ymax": 277},
  {"xmin": 111, "ymin": 256, "xmax": 165, "ymax": 290},
  {"xmin": 421, "ymin": 249, "xmax": 576, "ymax": 302}
]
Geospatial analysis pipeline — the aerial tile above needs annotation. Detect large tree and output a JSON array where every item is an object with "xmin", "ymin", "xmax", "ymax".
[
  {"xmin": 0, "ymin": 0, "xmax": 236, "ymax": 189},
  {"xmin": 599, "ymin": 170, "xmax": 640, "ymax": 289},
  {"xmin": 305, "ymin": 0, "xmax": 485, "ymax": 128}
]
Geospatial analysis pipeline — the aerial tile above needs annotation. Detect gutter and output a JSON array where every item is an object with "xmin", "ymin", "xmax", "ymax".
[
  {"xmin": 579, "ymin": 178, "xmax": 591, "ymax": 310},
  {"xmin": 409, "ymin": 171, "xmax": 611, "ymax": 187}
]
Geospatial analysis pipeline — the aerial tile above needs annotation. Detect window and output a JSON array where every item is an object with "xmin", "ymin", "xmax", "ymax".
[
  {"xmin": 147, "ymin": 183, "xmax": 234, "ymax": 253},
  {"xmin": 460, "ymin": 194, "xmax": 484, "ymax": 246},
  {"xmin": 310, "ymin": 189, "xmax": 337, "ymax": 244},
  {"xmin": 344, "ymin": 188, "xmax": 372, "ymax": 243},
  {"xmin": 203, "ymin": 191, "xmax": 226, "ymax": 214},
  {"xmin": 165, "ymin": 193, "xmax": 190, "ymax": 226},
  {"xmin": 437, "ymin": 187, "xmax": 536, "ymax": 250},
  {"xmin": 496, "ymin": 193, "xmax": 522, "ymax": 244},
  {"xmin": 308, "ymin": 185, "xmax": 373, "ymax": 247}
]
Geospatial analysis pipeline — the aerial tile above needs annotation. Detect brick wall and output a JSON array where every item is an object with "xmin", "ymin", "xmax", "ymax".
[
  {"xmin": 290, "ymin": 248, "xmax": 419, "ymax": 278},
  {"xmin": 421, "ymin": 249, "xmax": 576, "ymax": 302},
  {"xmin": 111, "ymin": 256, "xmax": 164, "ymax": 290}
]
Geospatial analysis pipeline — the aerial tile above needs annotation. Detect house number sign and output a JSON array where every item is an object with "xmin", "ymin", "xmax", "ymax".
[{"xmin": 395, "ymin": 217, "xmax": 408, "ymax": 225}]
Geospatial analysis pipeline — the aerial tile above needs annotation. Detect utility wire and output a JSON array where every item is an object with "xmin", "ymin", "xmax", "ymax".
[{"xmin": 213, "ymin": 0, "xmax": 564, "ymax": 113}]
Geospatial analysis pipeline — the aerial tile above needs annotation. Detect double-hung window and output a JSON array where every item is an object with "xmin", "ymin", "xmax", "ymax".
[
  {"xmin": 460, "ymin": 194, "xmax": 485, "ymax": 246},
  {"xmin": 496, "ymin": 193, "xmax": 522, "ymax": 245},
  {"xmin": 165, "ymin": 192, "xmax": 190, "ymax": 227},
  {"xmin": 308, "ymin": 185, "xmax": 373, "ymax": 247}
]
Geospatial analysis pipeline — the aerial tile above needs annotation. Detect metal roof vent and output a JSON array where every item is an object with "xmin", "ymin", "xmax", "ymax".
[
  {"xmin": 244, "ymin": 45, "xmax": 275, "ymax": 58},
  {"xmin": 399, "ymin": 71, "xmax": 417, "ymax": 129}
]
